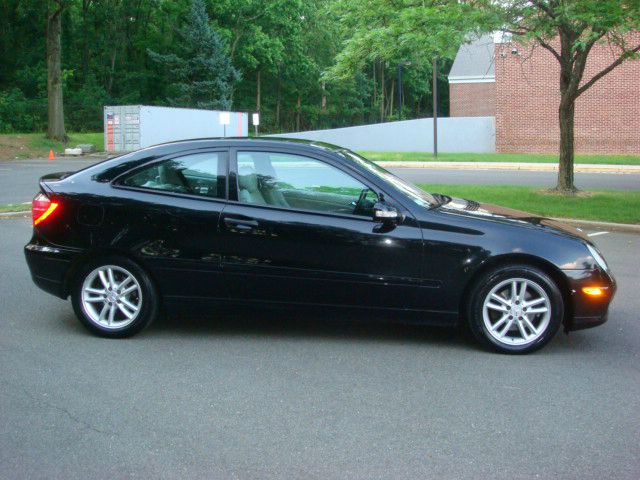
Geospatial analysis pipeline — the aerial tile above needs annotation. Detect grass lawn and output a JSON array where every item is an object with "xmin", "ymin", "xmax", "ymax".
[
  {"xmin": 0, "ymin": 132, "xmax": 104, "ymax": 160},
  {"xmin": 363, "ymin": 151, "xmax": 640, "ymax": 165},
  {"xmin": 418, "ymin": 184, "xmax": 640, "ymax": 224},
  {"xmin": 0, "ymin": 203, "xmax": 30, "ymax": 213}
]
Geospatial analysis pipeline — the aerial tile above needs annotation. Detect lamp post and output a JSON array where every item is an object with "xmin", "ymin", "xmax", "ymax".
[
  {"xmin": 432, "ymin": 57, "xmax": 438, "ymax": 159},
  {"xmin": 219, "ymin": 111, "xmax": 230, "ymax": 137}
]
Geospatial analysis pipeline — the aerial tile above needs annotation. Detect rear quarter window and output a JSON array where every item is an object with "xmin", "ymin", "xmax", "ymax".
[{"xmin": 121, "ymin": 152, "xmax": 227, "ymax": 199}]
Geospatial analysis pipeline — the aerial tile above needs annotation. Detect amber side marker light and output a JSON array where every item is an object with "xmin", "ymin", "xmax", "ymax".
[{"xmin": 582, "ymin": 287, "xmax": 605, "ymax": 297}]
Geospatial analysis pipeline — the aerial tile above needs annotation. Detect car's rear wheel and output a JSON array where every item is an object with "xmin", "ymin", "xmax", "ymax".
[
  {"xmin": 71, "ymin": 256, "xmax": 159, "ymax": 337},
  {"xmin": 467, "ymin": 265, "xmax": 563, "ymax": 354}
]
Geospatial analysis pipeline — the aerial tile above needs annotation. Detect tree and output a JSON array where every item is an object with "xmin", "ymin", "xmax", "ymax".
[
  {"xmin": 325, "ymin": 0, "xmax": 493, "ymax": 122},
  {"xmin": 497, "ymin": 0, "xmax": 640, "ymax": 193},
  {"xmin": 2, "ymin": 0, "xmax": 472, "ymax": 135},
  {"xmin": 148, "ymin": 0, "xmax": 240, "ymax": 109},
  {"xmin": 213, "ymin": 0, "xmax": 314, "ymax": 127},
  {"xmin": 47, "ymin": 0, "xmax": 68, "ymax": 141}
]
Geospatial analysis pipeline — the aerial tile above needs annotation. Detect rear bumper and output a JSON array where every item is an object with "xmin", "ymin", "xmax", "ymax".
[
  {"xmin": 563, "ymin": 268, "xmax": 616, "ymax": 332},
  {"xmin": 24, "ymin": 242, "xmax": 77, "ymax": 299}
]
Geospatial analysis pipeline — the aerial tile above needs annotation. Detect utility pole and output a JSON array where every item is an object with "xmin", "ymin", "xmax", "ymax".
[{"xmin": 432, "ymin": 57, "xmax": 438, "ymax": 159}]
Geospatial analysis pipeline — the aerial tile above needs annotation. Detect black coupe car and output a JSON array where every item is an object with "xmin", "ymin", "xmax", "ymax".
[{"xmin": 24, "ymin": 138, "xmax": 615, "ymax": 353}]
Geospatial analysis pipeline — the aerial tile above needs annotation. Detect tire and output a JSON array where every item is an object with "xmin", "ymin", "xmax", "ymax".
[
  {"xmin": 71, "ymin": 256, "xmax": 159, "ymax": 338},
  {"xmin": 467, "ymin": 264, "xmax": 563, "ymax": 354}
]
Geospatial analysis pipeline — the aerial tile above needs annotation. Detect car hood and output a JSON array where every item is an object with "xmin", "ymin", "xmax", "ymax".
[{"xmin": 434, "ymin": 196, "xmax": 590, "ymax": 241}]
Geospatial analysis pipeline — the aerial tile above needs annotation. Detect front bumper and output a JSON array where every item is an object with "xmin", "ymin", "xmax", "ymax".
[
  {"xmin": 570, "ymin": 313, "xmax": 609, "ymax": 331},
  {"xmin": 24, "ymin": 242, "xmax": 77, "ymax": 299},
  {"xmin": 563, "ymin": 268, "xmax": 616, "ymax": 332}
]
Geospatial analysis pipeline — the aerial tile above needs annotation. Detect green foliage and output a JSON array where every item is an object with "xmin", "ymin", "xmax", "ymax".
[
  {"xmin": 325, "ymin": 0, "xmax": 489, "ymax": 79},
  {"xmin": 148, "ymin": 0, "xmax": 240, "ymax": 110},
  {"xmin": 499, "ymin": 0, "xmax": 640, "ymax": 54},
  {"xmin": 0, "ymin": 0, "xmax": 550, "ymax": 137},
  {"xmin": 2, "ymin": 0, "xmax": 638, "ymax": 141},
  {"xmin": 1, "ymin": 0, "xmax": 462, "ymax": 134},
  {"xmin": 0, "ymin": 88, "xmax": 46, "ymax": 133},
  {"xmin": 65, "ymin": 75, "xmax": 109, "ymax": 131}
]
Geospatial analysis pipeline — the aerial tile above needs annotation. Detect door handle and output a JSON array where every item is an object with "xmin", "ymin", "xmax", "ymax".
[{"xmin": 224, "ymin": 217, "xmax": 259, "ymax": 231}]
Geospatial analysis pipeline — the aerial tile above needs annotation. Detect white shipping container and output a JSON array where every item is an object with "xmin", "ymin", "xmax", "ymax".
[{"xmin": 104, "ymin": 105, "xmax": 249, "ymax": 153}]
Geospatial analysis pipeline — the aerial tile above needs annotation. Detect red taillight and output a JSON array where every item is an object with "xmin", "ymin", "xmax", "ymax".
[{"xmin": 32, "ymin": 193, "xmax": 59, "ymax": 226}]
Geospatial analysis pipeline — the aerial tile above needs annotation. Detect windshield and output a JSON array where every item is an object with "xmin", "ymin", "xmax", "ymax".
[{"xmin": 338, "ymin": 150, "xmax": 438, "ymax": 208}]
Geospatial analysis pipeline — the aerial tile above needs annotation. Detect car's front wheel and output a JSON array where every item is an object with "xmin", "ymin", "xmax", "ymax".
[
  {"xmin": 467, "ymin": 265, "xmax": 563, "ymax": 354},
  {"xmin": 71, "ymin": 256, "xmax": 159, "ymax": 338}
]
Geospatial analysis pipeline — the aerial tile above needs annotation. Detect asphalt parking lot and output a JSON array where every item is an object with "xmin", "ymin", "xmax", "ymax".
[{"xmin": 1, "ymin": 217, "xmax": 639, "ymax": 479}]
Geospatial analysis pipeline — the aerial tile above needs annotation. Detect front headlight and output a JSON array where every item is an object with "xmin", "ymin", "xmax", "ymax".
[{"xmin": 587, "ymin": 243, "xmax": 609, "ymax": 271}]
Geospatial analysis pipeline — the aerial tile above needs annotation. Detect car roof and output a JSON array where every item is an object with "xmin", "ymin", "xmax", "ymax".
[
  {"xmin": 83, "ymin": 137, "xmax": 352, "ymax": 183},
  {"xmin": 156, "ymin": 137, "xmax": 347, "ymax": 155}
]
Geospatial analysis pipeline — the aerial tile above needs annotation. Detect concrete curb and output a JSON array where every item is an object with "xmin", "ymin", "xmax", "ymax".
[
  {"xmin": 4, "ymin": 154, "xmax": 111, "ymax": 162},
  {"xmin": 377, "ymin": 161, "xmax": 640, "ymax": 174},
  {"xmin": 0, "ymin": 211, "xmax": 30, "ymax": 219},
  {"xmin": 550, "ymin": 217, "xmax": 640, "ymax": 234}
]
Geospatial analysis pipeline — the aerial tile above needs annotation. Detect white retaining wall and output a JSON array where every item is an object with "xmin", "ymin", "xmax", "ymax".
[{"xmin": 270, "ymin": 116, "xmax": 495, "ymax": 153}]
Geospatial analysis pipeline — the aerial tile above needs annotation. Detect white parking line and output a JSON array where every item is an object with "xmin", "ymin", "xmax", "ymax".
[{"xmin": 587, "ymin": 231, "xmax": 610, "ymax": 237}]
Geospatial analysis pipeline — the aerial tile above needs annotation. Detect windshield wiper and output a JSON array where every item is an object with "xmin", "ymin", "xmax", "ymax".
[{"xmin": 430, "ymin": 193, "xmax": 452, "ymax": 206}]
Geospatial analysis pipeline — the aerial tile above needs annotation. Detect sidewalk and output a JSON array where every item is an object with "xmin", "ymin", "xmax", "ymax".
[{"xmin": 377, "ymin": 161, "xmax": 640, "ymax": 174}]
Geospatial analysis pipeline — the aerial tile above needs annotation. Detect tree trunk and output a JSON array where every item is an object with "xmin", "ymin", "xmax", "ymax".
[
  {"xmin": 372, "ymin": 62, "xmax": 377, "ymax": 111},
  {"xmin": 107, "ymin": 47, "xmax": 117, "ymax": 95},
  {"xmin": 296, "ymin": 94, "xmax": 301, "ymax": 131},
  {"xmin": 557, "ymin": 96, "xmax": 576, "ymax": 193},
  {"xmin": 380, "ymin": 64, "xmax": 384, "ymax": 122},
  {"xmin": 256, "ymin": 70, "xmax": 261, "ymax": 112},
  {"xmin": 276, "ymin": 66, "xmax": 282, "ymax": 128},
  {"xmin": 47, "ymin": 1, "xmax": 66, "ymax": 142},
  {"xmin": 81, "ymin": 0, "xmax": 90, "ymax": 79},
  {"xmin": 556, "ymin": 47, "xmax": 577, "ymax": 194},
  {"xmin": 321, "ymin": 81, "xmax": 326, "ymax": 111},
  {"xmin": 388, "ymin": 79, "xmax": 395, "ymax": 119}
]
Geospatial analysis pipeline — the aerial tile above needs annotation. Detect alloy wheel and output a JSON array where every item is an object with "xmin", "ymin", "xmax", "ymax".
[
  {"xmin": 482, "ymin": 277, "xmax": 551, "ymax": 346},
  {"xmin": 81, "ymin": 265, "xmax": 143, "ymax": 329}
]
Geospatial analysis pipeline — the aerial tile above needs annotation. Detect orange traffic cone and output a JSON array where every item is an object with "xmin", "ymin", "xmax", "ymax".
[{"xmin": 48, "ymin": 149, "xmax": 55, "ymax": 160}]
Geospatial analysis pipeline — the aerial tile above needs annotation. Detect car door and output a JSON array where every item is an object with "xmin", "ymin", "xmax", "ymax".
[
  {"xmin": 218, "ymin": 147, "xmax": 426, "ymax": 310},
  {"xmin": 111, "ymin": 149, "xmax": 229, "ymax": 302}
]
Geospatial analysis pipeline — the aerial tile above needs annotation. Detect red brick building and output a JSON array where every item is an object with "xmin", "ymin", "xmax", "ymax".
[
  {"xmin": 448, "ymin": 34, "xmax": 640, "ymax": 154},
  {"xmin": 448, "ymin": 34, "xmax": 497, "ymax": 118}
]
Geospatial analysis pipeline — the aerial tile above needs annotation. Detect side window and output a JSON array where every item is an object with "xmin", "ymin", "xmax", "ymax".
[
  {"xmin": 122, "ymin": 152, "xmax": 226, "ymax": 199},
  {"xmin": 236, "ymin": 151, "xmax": 378, "ymax": 216}
]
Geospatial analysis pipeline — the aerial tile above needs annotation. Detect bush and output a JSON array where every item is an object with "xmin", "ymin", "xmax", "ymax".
[
  {"xmin": 0, "ymin": 88, "xmax": 46, "ymax": 133},
  {"xmin": 65, "ymin": 75, "xmax": 109, "ymax": 132}
]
